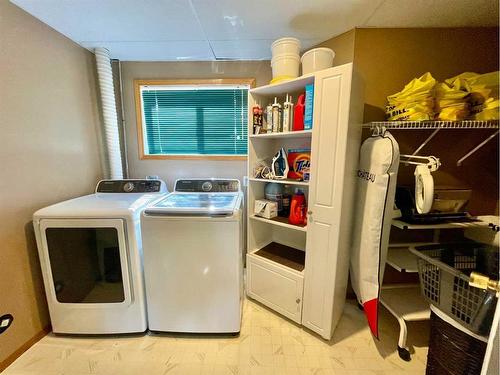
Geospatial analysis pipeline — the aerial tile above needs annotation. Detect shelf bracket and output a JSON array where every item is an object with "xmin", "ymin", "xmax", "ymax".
[
  {"xmin": 456, "ymin": 130, "xmax": 499, "ymax": 166},
  {"xmin": 411, "ymin": 128, "xmax": 440, "ymax": 156}
]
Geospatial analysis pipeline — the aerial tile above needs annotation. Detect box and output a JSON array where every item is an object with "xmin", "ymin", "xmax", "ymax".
[
  {"xmin": 254, "ymin": 199, "xmax": 278, "ymax": 219},
  {"xmin": 304, "ymin": 83, "xmax": 314, "ymax": 129},
  {"xmin": 287, "ymin": 148, "xmax": 311, "ymax": 180}
]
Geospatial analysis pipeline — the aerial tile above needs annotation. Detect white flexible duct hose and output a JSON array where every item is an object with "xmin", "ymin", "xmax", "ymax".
[{"xmin": 94, "ymin": 48, "xmax": 123, "ymax": 179}]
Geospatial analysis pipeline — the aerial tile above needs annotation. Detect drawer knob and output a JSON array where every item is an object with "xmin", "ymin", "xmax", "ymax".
[{"xmin": 296, "ymin": 298, "xmax": 301, "ymax": 304}]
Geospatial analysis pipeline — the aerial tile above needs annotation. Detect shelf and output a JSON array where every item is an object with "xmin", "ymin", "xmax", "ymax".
[
  {"xmin": 386, "ymin": 246, "xmax": 422, "ymax": 273},
  {"xmin": 392, "ymin": 218, "xmax": 490, "ymax": 230},
  {"xmin": 363, "ymin": 120, "xmax": 499, "ymax": 130},
  {"xmin": 249, "ymin": 130, "xmax": 313, "ymax": 139},
  {"xmin": 249, "ymin": 215, "xmax": 307, "ymax": 232},
  {"xmin": 380, "ymin": 285, "xmax": 430, "ymax": 322},
  {"xmin": 253, "ymin": 242, "xmax": 305, "ymax": 272},
  {"xmin": 248, "ymin": 178, "xmax": 309, "ymax": 187},
  {"xmin": 250, "ymin": 74, "xmax": 315, "ymax": 96}
]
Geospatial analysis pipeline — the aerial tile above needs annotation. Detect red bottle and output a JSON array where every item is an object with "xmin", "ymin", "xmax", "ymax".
[
  {"xmin": 289, "ymin": 190, "xmax": 307, "ymax": 226},
  {"xmin": 293, "ymin": 93, "xmax": 305, "ymax": 131}
]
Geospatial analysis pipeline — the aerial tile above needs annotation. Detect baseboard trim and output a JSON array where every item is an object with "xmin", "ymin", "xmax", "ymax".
[{"xmin": 0, "ymin": 325, "xmax": 51, "ymax": 372}]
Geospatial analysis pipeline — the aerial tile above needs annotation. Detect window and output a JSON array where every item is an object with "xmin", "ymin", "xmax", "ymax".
[{"xmin": 134, "ymin": 79, "xmax": 254, "ymax": 160}]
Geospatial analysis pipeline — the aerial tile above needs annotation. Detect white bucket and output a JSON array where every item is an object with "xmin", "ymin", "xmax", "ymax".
[
  {"xmin": 301, "ymin": 48, "xmax": 335, "ymax": 75},
  {"xmin": 271, "ymin": 54, "xmax": 300, "ymax": 79},
  {"xmin": 271, "ymin": 37, "xmax": 301, "ymax": 56}
]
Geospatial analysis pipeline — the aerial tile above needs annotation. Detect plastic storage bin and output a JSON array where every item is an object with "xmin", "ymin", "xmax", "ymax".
[
  {"xmin": 301, "ymin": 48, "xmax": 335, "ymax": 75},
  {"xmin": 410, "ymin": 242, "xmax": 499, "ymax": 336},
  {"xmin": 271, "ymin": 54, "xmax": 300, "ymax": 80},
  {"xmin": 271, "ymin": 37, "xmax": 301, "ymax": 56}
]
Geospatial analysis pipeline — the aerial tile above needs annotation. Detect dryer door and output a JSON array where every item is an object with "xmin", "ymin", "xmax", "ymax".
[{"xmin": 38, "ymin": 219, "xmax": 132, "ymax": 306}]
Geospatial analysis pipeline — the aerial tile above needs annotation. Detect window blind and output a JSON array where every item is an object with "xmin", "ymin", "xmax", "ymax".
[{"xmin": 140, "ymin": 85, "xmax": 248, "ymax": 156}]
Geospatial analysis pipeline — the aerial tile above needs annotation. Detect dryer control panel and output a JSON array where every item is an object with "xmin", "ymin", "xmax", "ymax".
[
  {"xmin": 96, "ymin": 179, "xmax": 166, "ymax": 193},
  {"xmin": 174, "ymin": 179, "xmax": 240, "ymax": 193}
]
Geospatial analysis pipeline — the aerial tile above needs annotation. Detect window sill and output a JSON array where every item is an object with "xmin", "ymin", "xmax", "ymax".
[{"xmin": 140, "ymin": 154, "xmax": 248, "ymax": 161}]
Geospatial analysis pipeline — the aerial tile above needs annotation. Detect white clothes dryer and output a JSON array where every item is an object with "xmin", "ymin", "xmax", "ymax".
[{"xmin": 33, "ymin": 179, "xmax": 167, "ymax": 334}]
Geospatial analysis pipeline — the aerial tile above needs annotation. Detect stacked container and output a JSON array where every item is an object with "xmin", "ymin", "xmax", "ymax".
[{"xmin": 270, "ymin": 38, "xmax": 301, "ymax": 82}]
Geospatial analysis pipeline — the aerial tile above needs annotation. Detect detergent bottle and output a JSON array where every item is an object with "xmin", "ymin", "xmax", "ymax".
[
  {"xmin": 289, "ymin": 189, "xmax": 307, "ymax": 226},
  {"xmin": 293, "ymin": 93, "xmax": 305, "ymax": 131}
]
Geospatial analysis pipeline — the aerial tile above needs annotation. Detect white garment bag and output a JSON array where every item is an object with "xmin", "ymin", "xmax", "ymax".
[{"xmin": 350, "ymin": 131, "xmax": 400, "ymax": 337}]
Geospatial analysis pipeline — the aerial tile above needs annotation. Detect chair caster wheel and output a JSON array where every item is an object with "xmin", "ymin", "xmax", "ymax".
[{"xmin": 397, "ymin": 346, "xmax": 411, "ymax": 361}]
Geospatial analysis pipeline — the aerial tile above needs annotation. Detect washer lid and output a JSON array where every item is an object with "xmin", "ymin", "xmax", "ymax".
[{"xmin": 145, "ymin": 193, "xmax": 240, "ymax": 216}]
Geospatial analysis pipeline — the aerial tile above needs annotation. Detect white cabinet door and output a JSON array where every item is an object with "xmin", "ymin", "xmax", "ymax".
[
  {"xmin": 302, "ymin": 64, "xmax": 354, "ymax": 339},
  {"xmin": 247, "ymin": 253, "xmax": 304, "ymax": 324}
]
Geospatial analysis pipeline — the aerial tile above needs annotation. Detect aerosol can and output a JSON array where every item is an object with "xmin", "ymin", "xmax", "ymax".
[
  {"xmin": 271, "ymin": 97, "xmax": 282, "ymax": 132},
  {"xmin": 282, "ymin": 94, "xmax": 293, "ymax": 132}
]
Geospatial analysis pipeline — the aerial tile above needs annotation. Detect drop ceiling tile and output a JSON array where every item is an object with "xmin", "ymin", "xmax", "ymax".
[
  {"xmin": 10, "ymin": 0, "xmax": 205, "ymax": 42},
  {"xmin": 80, "ymin": 41, "xmax": 214, "ymax": 61},
  {"xmin": 364, "ymin": 0, "xmax": 499, "ymax": 27},
  {"xmin": 210, "ymin": 38, "xmax": 324, "ymax": 60},
  {"xmin": 192, "ymin": 0, "xmax": 383, "ymax": 41},
  {"xmin": 210, "ymin": 40, "xmax": 274, "ymax": 60}
]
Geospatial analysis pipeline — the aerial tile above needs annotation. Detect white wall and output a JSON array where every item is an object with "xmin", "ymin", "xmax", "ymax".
[{"xmin": 120, "ymin": 61, "xmax": 272, "ymax": 190}]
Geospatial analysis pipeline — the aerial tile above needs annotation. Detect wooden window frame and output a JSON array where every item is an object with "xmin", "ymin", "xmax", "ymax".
[{"xmin": 134, "ymin": 78, "xmax": 255, "ymax": 160}]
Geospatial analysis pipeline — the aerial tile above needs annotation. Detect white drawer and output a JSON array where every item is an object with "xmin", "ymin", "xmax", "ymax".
[{"xmin": 246, "ymin": 252, "xmax": 304, "ymax": 323}]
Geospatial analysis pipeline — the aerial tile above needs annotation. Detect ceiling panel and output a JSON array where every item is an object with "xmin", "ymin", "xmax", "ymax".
[
  {"xmin": 9, "ymin": 0, "xmax": 500, "ymax": 61},
  {"xmin": 365, "ymin": 0, "xmax": 499, "ymax": 27},
  {"xmin": 210, "ymin": 38, "xmax": 323, "ymax": 60},
  {"xmin": 11, "ymin": 0, "xmax": 205, "ymax": 42},
  {"xmin": 191, "ymin": 0, "xmax": 384, "ymax": 41},
  {"xmin": 80, "ymin": 41, "xmax": 214, "ymax": 61}
]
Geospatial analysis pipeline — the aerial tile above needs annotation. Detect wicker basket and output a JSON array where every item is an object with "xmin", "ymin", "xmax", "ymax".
[
  {"xmin": 410, "ymin": 242, "xmax": 498, "ymax": 335},
  {"xmin": 426, "ymin": 311, "xmax": 487, "ymax": 375}
]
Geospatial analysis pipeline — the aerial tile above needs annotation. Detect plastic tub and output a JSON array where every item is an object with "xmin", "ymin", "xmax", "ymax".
[
  {"xmin": 271, "ymin": 37, "xmax": 301, "ymax": 56},
  {"xmin": 301, "ymin": 48, "xmax": 335, "ymax": 75},
  {"xmin": 271, "ymin": 54, "xmax": 300, "ymax": 79}
]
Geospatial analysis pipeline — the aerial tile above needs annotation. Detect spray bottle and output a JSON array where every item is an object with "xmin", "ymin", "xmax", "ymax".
[{"xmin": 282, "ymin": 94, "xmax": 293, "ymax": 132}]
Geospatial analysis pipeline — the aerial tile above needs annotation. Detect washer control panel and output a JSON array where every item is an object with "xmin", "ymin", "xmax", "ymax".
[
  {"xmin": 175, "ymin": 179, "xmax": 240, "ymax": 193},
  {"xmin": 96, "ymin": 179, "xmax": 165, "ymax": 193}
]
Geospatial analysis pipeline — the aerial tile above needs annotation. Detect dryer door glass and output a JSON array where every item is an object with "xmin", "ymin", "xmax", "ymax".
[{"xmin": 45, "ymin": 227, "xmax": 125, "ymax": 303}]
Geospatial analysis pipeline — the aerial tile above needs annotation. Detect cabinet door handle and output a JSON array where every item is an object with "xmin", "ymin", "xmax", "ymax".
[
  {"xmin": 307, "ymin": 211, "xmax": 313, "ymax": 215},
  {"xmin": 296, "ymin": 298, "xmax": 301, "ymax": 304}
]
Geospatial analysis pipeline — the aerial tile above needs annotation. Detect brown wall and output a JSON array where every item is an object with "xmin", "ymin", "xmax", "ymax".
[
  {"xmin": 0, "ymin": 0, "xmax": 103, "ymax": 368},
  {"xmin": 353, "ymin": 28, "xmax": 499, "ymax": 215},
  {"xmin": 315, "ymin": 29, "xmax": 355, "ymax": 67},
  {"xmin": 319, "ymin": 27, "xmax": 499, "ymax": 288},
  {"xmin": 320, "ymin": 27, "xmax": 499, "ymax": 214},
  {"xmin": 120, "ymin": 61, "xmax": 272, "ymax": 190}
]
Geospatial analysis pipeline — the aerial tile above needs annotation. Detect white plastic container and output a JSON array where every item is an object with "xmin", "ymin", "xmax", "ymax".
[
  {"xmin": 271, "ymin": 54, "xmax": 300, "ymax": 79},
  {"xmin": 271, "ymin": 37, "xmax": 301, "ymax": 56},
  {"xmin": 301, "ymin": 48, "xmax": 335, "ymax": 75}
]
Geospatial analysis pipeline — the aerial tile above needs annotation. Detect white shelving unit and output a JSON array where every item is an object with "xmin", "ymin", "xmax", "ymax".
[
  {"xmin": 247, "ymin": 177, "xmax": 309, "ymax": 187},
  {"xmin": 383, "ymin": 215, "xmax": 497, "ymax": 360},
  {"xmin": 392, "ymin": 218, "xmax": 490, "ymax": 230},
  {"xmin": 249, "ymin": 215, "xmax": 307, "ymax": 232},
  {"xmin": 249, "ymin": 130, "xmax": 312, "ymax": 139},
  {"xmin": 246, "ymin": 64, "xmax": 363, "ymax": 339},
  {"xmin": 363, "ymin": 120, "xmax": 499, "ymax": 130},
  {"xmin": 363, "ymin": 120, "xmax": 499, "ymax": 164}
]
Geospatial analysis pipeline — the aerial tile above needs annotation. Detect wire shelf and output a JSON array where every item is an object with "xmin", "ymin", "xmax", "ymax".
[{"xmin": 363, "ymin": 120, "xmax": 499, "ymax": 130}]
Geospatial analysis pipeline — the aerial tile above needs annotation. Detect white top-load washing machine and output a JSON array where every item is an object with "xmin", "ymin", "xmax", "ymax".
[
  {"xmin": 33, "ymin": 179, "xmax": 167, "ymax": 334},
  {"xmin": 141, "ymin": 178, "xmax": 243, "ymax": 333}
]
